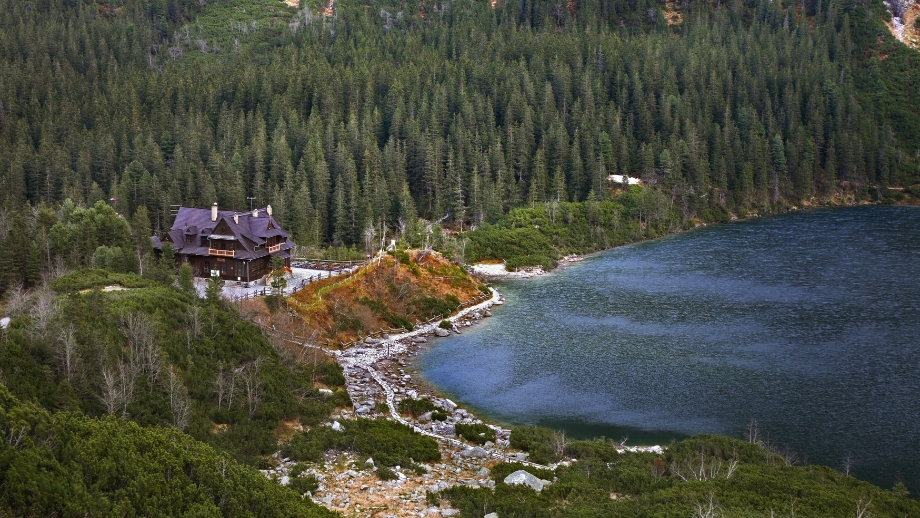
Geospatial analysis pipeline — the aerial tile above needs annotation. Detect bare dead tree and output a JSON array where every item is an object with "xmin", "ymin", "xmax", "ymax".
[
  {"xmin": 99, "ymin": 359, "xmax": 137, "ymax": 416},
  {"xmin": 670, "ymin": 447, "xmax": 740, "ymax": 481},
  {"xmin": 552, "ymin": 430, "xmax": 567, "ymax": 459},
  {"xmin": 215, "ymin": 361, "xmax": 237, "ymax": 412},
  {"xmin": 241, "ymin": 357, "xmax": 264, "ymax": 419},
  {"xmin": 746, "ymin": 418, "xmax": 760, "ymax": 444},
  {"xmin": 56, "ymin": 324, "xmax": 81, "ymax": 384},
  {"xmin": 117, "ymin": 360, "xmax": 137, "ymax": 417},
  {"xmin": 854, "ymin": 496, "xmax": 873, "ymax": 518},
  {"xmin": 120, "ymin": 313, "xmax": 161, "ymax": 386},
  {"xmin": 694, "ymin": 492, "xmax": 724, "ymax": 518},
  {"xmin": 29, "ymin": 289, "xmax": 60, "ymax": 341},
  {"xmin": 4, "ymin": 283, "xmax": 29, "ymax": 317},
  {"xmin": 842, "ymin": 452, "xmax": 854, "ymax": 477},
  {"xmin": 167, "ymin": 365, "xmax": 192, "ymax": 431},
  {"xmin": 185, "ymin": 305, "xmax": 202, "ymax": 350},
  {"xmin": 6, "ymin": 422, "xmax": 28, "ymax": 449},
  {"xmin": 215, "ymin": 361, "xmax": 230, "ymax": 411},
  {"xmin": 100, "ymin": 366, "xmax": 120, "ymax": 415}
]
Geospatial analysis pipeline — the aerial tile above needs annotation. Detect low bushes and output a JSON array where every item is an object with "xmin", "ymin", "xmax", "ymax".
[
  {"xmin": 455, "ymin": 423, "xmax": 494, "ymax": 445},
  {"xmin": 432, "ymin": 433, "xmax": 920, "ymax": 517},
  {"xmin": 281, "ymin": 418, "xmax": 441, "ymax": 468},
  {"xmin": 398, "ymin": 398, "xmax": 437, "ymax": 417}
]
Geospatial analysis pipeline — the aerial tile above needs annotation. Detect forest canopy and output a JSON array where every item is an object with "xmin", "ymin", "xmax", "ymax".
[{"xmin": 0, "ymin": 0, "xmax": 916, "ymax": 259}]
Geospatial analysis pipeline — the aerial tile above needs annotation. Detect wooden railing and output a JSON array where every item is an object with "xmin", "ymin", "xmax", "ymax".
[
  {"xmin": 209, "ymin": 249, "xmax": 234, "ymax": 257},
  {"xmin": 291, "ymin": 258, "xmax": 365, "ymax": 271},
  {"xmin": 228, "ymin": 262, "xmax": 367, "ymax": 303}
]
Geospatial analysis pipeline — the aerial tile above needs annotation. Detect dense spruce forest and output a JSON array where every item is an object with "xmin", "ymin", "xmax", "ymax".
[{"xmin": 1, "ymin": 0, "xmax": 918, "ymax": 270}]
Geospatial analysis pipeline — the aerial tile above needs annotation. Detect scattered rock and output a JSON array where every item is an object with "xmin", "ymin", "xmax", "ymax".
[
  {"xmin": 460, "ymin": 447, "xmax": 489, "ymax": 458},
  {"xmin": 484, "ymin": 513, "xmax": 499, "ymax": 518},
  {"xmin": 434, "ymin": 328, "xmax": 450, "ymax": 337},
  {"xmin": 477, "ymin": 467, "xmax": 491, "ymax": 477},
  {"xmin": 441, "ymin": 510, "xmax": 460, "ymax": 516},
  {"xmin": 279, "ymin": 475, "xmax": 290, "ymax": 486},
  {"xmin": 331, "ymin": 421, "xmax": 344, "ymax": 432},
  {"xmin": 503, "ymin": 470, "xmax": 544, "ymax": 492},
  {"xmin": 318, "ymin": 388, "xmax": 334, "ymax": 396}
]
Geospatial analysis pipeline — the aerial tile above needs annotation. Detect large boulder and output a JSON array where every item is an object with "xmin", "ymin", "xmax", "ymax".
[
  {"xmin": 435, "ymin": 327, "xmax": 450, "ymax": 337},
  {"xmin": 503, "ymin": 470, "xmax": 544, "ymax": 492}
]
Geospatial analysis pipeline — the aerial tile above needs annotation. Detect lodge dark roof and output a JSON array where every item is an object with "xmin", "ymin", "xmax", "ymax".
[{"xmin": 157, "ymin": 205, "xmax": 294, "ymax": 261}]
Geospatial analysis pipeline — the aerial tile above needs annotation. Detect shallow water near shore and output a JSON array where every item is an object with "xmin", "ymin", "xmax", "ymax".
[{"xmin": 420, "ymin": 206, "xmax": 920, "ymax": 492}]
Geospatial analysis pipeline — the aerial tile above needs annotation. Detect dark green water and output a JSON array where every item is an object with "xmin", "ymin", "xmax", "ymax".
[{"xmin": 420, "ymin": 206, "xmax": 920, "ymax": 492}]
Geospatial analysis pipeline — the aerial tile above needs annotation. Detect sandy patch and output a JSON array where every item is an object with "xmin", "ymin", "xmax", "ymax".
[
  {"xmin": 468, "ymin": 262, "xmax": 545, "ymax": 279},
  {"xmin": 78, "ymin": 285, "xmax": 129, "ymax": 294}
]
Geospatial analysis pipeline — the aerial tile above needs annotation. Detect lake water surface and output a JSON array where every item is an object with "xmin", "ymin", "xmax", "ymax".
[{"xmin": 420, "ymin": 206, "xmax": 920, "ymax": 492}]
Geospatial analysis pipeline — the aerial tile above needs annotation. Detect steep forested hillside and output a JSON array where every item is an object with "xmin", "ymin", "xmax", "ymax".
[
  {"xmin": 0, "ymin": 0, "xmax": 916, "ymax": 258},
  {"xmin": 1, "ymin": 267, "xmax": 350, "ymax": 464}
]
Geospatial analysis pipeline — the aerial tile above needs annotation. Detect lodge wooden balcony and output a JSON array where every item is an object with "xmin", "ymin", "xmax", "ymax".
[
  {"xmin": 268, "ymin": 244, "xmax": 281, "ymax": 253},
  {"xmin": 209, "ymin": 249, "xmax": 235, "ymax": 257}
]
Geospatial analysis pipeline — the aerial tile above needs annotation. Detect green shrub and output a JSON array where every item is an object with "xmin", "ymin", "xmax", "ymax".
[
  {"xmin": 505, "ymin": 254, "xmax": 557, "ymax": 271},
  {"xmin": 300, "ymin": 399, "xmax": 334, "ymax": 427},
  {"xmin": 413, "ymin": 296, "xmax": 456, "ymax": 320},
  {"xmin": 288, "ymin": 474, "xmax": 319, "ymax": 494},
  {"xmin": 438, "ymin": 319, "xmax": 452, "ymax": 329},
  {"xmin": 388, "ymin": 248, "xmax": 412, "ymax": 264},
  {"xmin": 431, "ymin": 410, "xmax": 448, "ymax": 421},
  {"xmin": 376, "ymin": 466, "xmax": 398, "ymax": 480},
  {"xmin": 358, "ymin": 297, "xmax": 415, "ymax": 331},
  {"xmin": 383, "ymin": 312, "xmax": 414, "ymax": 331},
  {"xmin": 509, "ymin": 426, "xmax": 560, "ymax": 465},
  {"xmin": 266, "ymin": 294, "xmax": 285, "ymax": 313},
  {"xmin": 455, "ymin": 423, "xmax": 494, "ymax": 445},
  {"xmin": 398, "ymin": 398, "xmax": 437, "ymax": 417},
  {"xmin": 50, "ymin": 269, "xmax": 156, "ymax": 293},
  {"xmin": 282, "ymin": 418, "xmax": 440, "ymax": 468}
]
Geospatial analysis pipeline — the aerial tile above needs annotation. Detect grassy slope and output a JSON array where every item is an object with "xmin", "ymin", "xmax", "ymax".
[{"xmin": 287, "ymin": 249, "xmax": 488, "ymax": 344}]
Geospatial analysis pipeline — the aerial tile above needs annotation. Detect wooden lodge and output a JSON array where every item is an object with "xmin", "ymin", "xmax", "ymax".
[{"xmin": 153, "ymin": 203, "xmax": 294, "ymax": 283}]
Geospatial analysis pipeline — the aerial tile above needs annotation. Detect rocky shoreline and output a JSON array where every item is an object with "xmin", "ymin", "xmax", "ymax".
[{"xmin": 266, "ymin": 288, "xmax": 662, "ymax": 517}]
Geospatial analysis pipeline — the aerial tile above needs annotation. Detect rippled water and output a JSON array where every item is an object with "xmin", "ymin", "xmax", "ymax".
[{"xmin": 420, "ymin": 206, "xmax": 920, "ymax": 492}]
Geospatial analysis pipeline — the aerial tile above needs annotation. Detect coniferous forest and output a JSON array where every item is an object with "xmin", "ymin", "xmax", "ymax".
[{"xmin": 1, "ymin": 0, "xmax": 918, "ymax": 270}]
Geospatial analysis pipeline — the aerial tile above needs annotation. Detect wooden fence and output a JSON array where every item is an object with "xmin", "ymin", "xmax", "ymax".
[{"xmin": 228, "ymin": 261, "xmax": 368, "ymax": 303}]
